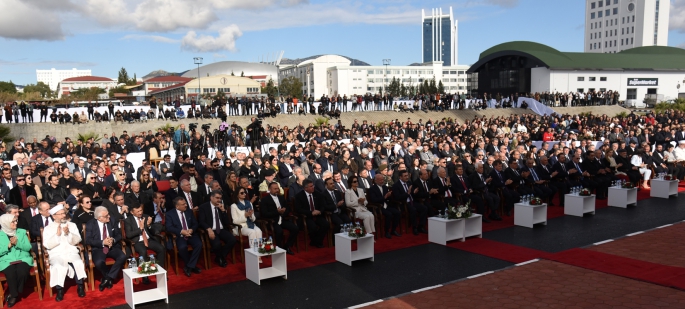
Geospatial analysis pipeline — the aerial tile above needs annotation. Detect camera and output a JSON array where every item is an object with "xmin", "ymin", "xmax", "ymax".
[
  {"xmin": 202, "ymin": 124, "xmax": 211, "ymax": 131},
  {"xmin": 189, "ymin": 123, "xmax": 198, "ymax": 131}
]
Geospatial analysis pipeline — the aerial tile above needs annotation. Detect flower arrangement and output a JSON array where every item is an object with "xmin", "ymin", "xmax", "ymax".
[
  {"xmin": 579, "ymin": 188, "xmax": 592, "ymax": 196},
  {"xmin": 621, "ymin": 182, "xmax": 634, "ymax": 189},
  {"xmin": 348, "ymin": 222, "xmax": 367, "ymax": 238},
  {"xmin": 664, "ymin": 174, "xmax": 673, "ymax": 181},
  {"xmin": 137, "ymin": 261, "xmax": 158, "ymax": 275},
  {"xmin": 529, "ymin": 197, "xmax": 543, "ymax": 205},
  {"xmin": 447, "ymin": 202, "xmax": 472, "ymax": 220},
  {"xmin": 258, "ymin": 238, "xmax": 277, "ymax": 254}
]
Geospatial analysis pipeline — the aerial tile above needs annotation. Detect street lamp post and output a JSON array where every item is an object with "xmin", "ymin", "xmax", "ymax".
[
  {"xmin": 383, "ymin": 59, "xmax": 391, "ymax": 96},
  {"xmin": 194, "ymin": 57, "xmax": 203, "ymax": 105}
]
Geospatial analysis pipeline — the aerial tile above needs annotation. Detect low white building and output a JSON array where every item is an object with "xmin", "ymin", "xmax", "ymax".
[
  {"xmin": 467, "ymin": 42, "xmax": 685, "ymax": 106},
  {"xmin": 57, "ymin": 76, "xmax": 117, "ymax": 99},
  {"xmin": 36, "ymin": 68, "xmax": 92, "ymax": 92},
  {"xmin": 278, "ymin": 54, "xmax": 470, "ymax": 97}
]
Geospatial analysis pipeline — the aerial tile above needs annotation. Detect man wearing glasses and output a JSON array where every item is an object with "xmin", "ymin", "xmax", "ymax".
[
  {"xmin": 85, "ymin": 206, "xmax": 126, "ymax": 291},
  {"xmin": 43, "ymin": 205, "xmax": 87, "ymax": 301},
  {"xmin": 8, "ymin": 176, "xmax": 36, "ymax": 207}
]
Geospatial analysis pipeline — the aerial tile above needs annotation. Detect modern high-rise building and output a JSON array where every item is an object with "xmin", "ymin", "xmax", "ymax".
[
  {"xmin": 584, "ymin": 0, "xmax": 669, "ymax": 53},
  {"xmin": 36, "ymin": 68, "xmax": 92, "ymax": 92},
  {"xmin": 421, "ymin": 7, "xmax": 458, "ymax": 66}
]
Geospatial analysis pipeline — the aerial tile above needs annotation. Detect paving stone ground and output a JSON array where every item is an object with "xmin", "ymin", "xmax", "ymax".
[
  {"xmin": 363, "ymin": 260, "xmax": 685, "ymax": 309},
  {"xmin": 587, "ymin": 223, "xmax": 685, "ymax": 268}
]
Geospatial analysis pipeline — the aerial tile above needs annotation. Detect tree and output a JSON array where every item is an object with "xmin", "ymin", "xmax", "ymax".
[
  {"xmin": 387, "ymin": 77, "xmax": 401, "ymax": 96},
  {"xmin": 0, "ymin": 125, "xmax": 15, "ymax": 144},
  {"xmin": 108, "ymin": 85, "xmax": 129, "ymax": 98},
  {"xmin": 0, "ymin": 81, "xmax": 17, "ymax": 94},
  {"xmin": 118, "ymin": 67, "xmax": 130, "ymax": 84},
  {"xmin": 231, "ymin": 71, "xmax": 235, "ymax": 76},
  {"xmin": 400, "ymin": 84, "xmax": 407, "ymax": 97},
  {"xmin": 261, "ymin": 78, "xmax": 278, "ymax": 97},
  {"xmin": 278, "ymin": 76, "xmax": 303, "ymax": 100},
  {"xmin": 23, "ymin": 82, "xmax": 53, "ymax": 98},
  {"xmin": 72, "ymin": 87, "xmax": 105, "ymax": 101},
  {"xmin": 429, "ymin": 78, "xmax": 437, "ymax": 94},
  {"xmin": 240, "ymin": 71, "xmax": 245, "ymax": 77},
  {"xmin": 437, "ymin": 81, "xmax": 444, "ymax": 94}
]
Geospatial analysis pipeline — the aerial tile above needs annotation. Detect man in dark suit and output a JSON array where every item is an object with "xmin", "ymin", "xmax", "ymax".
[
  {"xmin": 124, "ymin": 203, "xmax": 165, "ymax": 284},
  {"xmin": 582, "ymin": 150, "xmax": 612, "ymax": 199},
  {"xmin": 488, "ymin": 160, "xmax": 519, "ymax": 215},
  {"xmin": 8, "ymin": 175, "xmax": 36, "ymax": 208},
  {"xmin": 165, "ymin": 196, "xmax": 203, "ymax": 277},
  {"xmin": 308, "ymin": 164, "xmax": 323, "ymax": 183},
  {"xmin": 368, "ymin": 174, "xmax": 401, "ymax": 239},
  {"xmin": 164, "ymin": 178, "xmax": 181, "ymax": 210},
  {"xmin": 278, "ymin": 156, "xmax": 294, "ymax": 187},
  {"xmin": 30, "ymin": 201, "xmax": 54, "ymax": 242},
  {"xmin": 468, "ymin": 162, "xmax": 501, "ymax": 222},
  {"xmin": 18, "ymin": 196, "xmax": 39, "ymax": 231},
  {"xmin": 522, "ymin": 158, "xmax": 555, "ymax": 201},
  {"xmin": 392, "ymin": 170, "xmax": 427, "ymax": 235},
  {"xmin": 197, "ymin": 191, "xmax": 237, "ymax": 267},
  {"xmin": 107, "ymin": 192, "xmax": 129, "ymax": 226},
  {"xmin": 103, "ymin": 165, "xmax": 118, "ymax": 188},
  {"xmin": 322, "ymin": 177, "xmax": 351, "ymax": 235},
  {"xmin": 179, "ymin": 179, "xmax": 201, "ymax": 211},
  {"xmin": 504, "ymin": 160, "xmax": 534, "ymax": 197},
  {"xmin": 85, "ymin": 206, "xmax": 127, "ymax": 291},
  {"xmin": 196, "ymin": 174, "xmax": 214, "ymax": 205},
  {"xmin": 260, "ymin": 182, "xmax": 298, "ymax": 255},
  {"xmin": 294, "ymin": 179, "xmax": 329, "ymax": 248},
  {"xmin": 124, "ymin": 181, "xmax": 151, "ymax": 209},
  {"xmin": 426, "ymin": 168, "xmax": 450, "ymax": 214}
]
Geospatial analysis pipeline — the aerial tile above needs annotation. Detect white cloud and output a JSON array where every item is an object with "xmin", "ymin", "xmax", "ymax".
[
  {"xmin": 132, "ymin": 0, "xmax": 218, "ymax": 32},
  {"xmin": 671, "ymin": 0, "xmax": 685, "ymax": 32},
  {"xmin": 213, "ymin": 53, "xmax": 227, "ymax": 58},
  {"xmin": 120, "ymin": 34, "xmax": 179, "ymax": 44},
  {"xmin": 181, "ymin": 25, "xmax": 243, "ymax": 52},
  {"xmin": 0, "ymin": 0, "xmax": 65, "ymax": 40}
]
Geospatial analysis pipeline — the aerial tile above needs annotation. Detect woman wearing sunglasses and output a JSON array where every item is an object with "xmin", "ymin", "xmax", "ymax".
[{"xmin": 230, "ymin": 189, "xmax": 262, "ymax": 256}]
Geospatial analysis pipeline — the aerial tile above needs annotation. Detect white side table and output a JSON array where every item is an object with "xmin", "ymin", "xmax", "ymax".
[
  {"xmin": 244, "ymin": 247, "xmax": 287, "ymax": 285},
  {"xmin": 564, "ymin": 194, "xmax": 596, "ymax": 217},
  {"xmin": 514, "ymin": 202, "xmax": 547, "ymax": 228},
  {"xmin": 123, "ymin": 267, "xmax": 168, "ymax": 309},
  {"xmin": 608, "ymin": 187, "xmax": 638, "ymax": 208},
  {"xmin": 464, "ymin": 214, "xmax": 483, "ymax": 239},
  {"xmin": 334, "ymin": 233, "xmax": 375, "ymax": 266},
  {"xmin": 650, "ymin": 179, "xmax": 679, "ymax": 199},
  {"xmin": 428, "ymin": 214, "xmax": 482, "ymax": 245}
]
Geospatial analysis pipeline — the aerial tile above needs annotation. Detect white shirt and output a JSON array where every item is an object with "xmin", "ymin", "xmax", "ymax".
[
  {"xmin": 117, "ymin": 205, "xmax": 127, "ymax": 219},
  {"xmin": 271, "ymin": 194, "xmax": 282, "ymax": 225},
  {"xmin": 135, "ymin": 216, "xmax": 149, "ymax": 242},
  {"xmin": 210, "ymin": 203, "xmax": 223, "ymax": 230}
]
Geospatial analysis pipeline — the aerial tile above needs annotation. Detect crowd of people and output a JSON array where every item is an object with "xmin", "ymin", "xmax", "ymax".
[{"xmin": 1, "ymin": 104, "xmax": 685, "ymax": 306}]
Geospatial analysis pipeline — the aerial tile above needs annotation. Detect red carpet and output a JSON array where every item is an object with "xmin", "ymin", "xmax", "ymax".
[
  {"xmin": 8, "ymin": 182, "xmax": 685, "ymax": 308},
  {"xmin": 447, "ymin": 238, "xmax": 553, "ymax": 263},
  {"xmin": 547, "ymin": 248, "xmax": 685, "ymax": 290}
]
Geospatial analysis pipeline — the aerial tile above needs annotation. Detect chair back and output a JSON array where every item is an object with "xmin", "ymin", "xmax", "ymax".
[
  {"xmin": 155, "ymin": 180, "xmax": 171, "ymax": 193},
  {"xmin": 149, "ymin": 147, "xmax": 160, "ymax": 160}
]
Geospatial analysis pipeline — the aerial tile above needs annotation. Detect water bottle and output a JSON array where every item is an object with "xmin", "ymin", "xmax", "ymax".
[
  {"xmin": 138, "ymin": 256, "xmax": 145, "ymax": 266},
  {"xmin": 268, "ymin": 236, "xmax": 273, "ymax": 244},
  {"xmin": 149, "ymin": 254, "xmax": 156, "ymax": 265},
  {"xmin": 130, "ymin": 258, "xmax": 137, "ymax": 270},
  {"xmin": 444, "ymin": 207, "xmax": 448, "ymax": 218},
  {"xmin": 253, "ymin": 239, "xmax": 258, "ymax": 252}
]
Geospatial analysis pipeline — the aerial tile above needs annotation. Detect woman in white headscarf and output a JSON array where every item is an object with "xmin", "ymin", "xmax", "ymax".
[
  {"xmin": 42, "ymin": 205, "xmax": 87, "ymax": 301},
  {"xmin": 0, "ymin": 213, "xmax": 33, "ymax": 307}
]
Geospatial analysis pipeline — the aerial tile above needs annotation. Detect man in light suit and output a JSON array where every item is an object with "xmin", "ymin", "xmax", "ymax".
[
  {"xmin": 85, "ymin": 206, "xmax": 127, "ymax": 291},
  {"xmin": 165, "ymin": 196, "xmax": 203, "ymax": 277},
  {"xmin": 158, "ymin": 155, "xmax": 173, "ymax": 181}
]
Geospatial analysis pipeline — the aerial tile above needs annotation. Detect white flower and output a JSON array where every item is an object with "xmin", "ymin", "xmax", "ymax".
[
  {"xmin": 151, "ymin": 266, "xmax": 156, "ymax": 270},
  {"xmin": 457, "ymin": 213, "xmax": 462, "ymax": 218}
]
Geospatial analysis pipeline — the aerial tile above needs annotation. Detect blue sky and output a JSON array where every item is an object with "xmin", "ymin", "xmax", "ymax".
[{"xmin": 1, "ymin": 0, "xmax": 685, "ymax": 86}]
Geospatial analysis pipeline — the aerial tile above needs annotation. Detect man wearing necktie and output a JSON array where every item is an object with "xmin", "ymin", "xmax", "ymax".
[
  {"xmin": 324, "ymin": 176, "xmax": 351, "ymax": 235},
  {"xmin": 165, "ymin": 197, "xmax": 203, "ymax": 277},
  {"xmin": 392, "ymin": 170, "xmax": 427, "ymax": 235},
  {"xmin": 467, "ymin": 163, "xmax": 501, "ymax": 222},
  {"xmin": 566, "ymin": 154, "xmax": 594, "ymax": 190},
  {"xmin": 198, "ymin": 191, "xmax": 237, "ymax": 267},
  {"xmin": 488, "ymin": 160, "xmax": 519, "ymax": 216},
  {"xmin": 85, "ymin": 206, "xmax": 126, "ymax": 291},
  {"xmin": 124, "ymin": 203, "xmax": 165, "ymax": 284},
  {"xmin": 295, "ymin": 180, "xmax": 329, "ymax": 248},
  {"xmin": 260, "ymin": 183, "xmax": 298, "ymax": 255},
  {"xmin": 428, "ymin": 168, "xmax": 453, "ymax": 214},
  {"xmin": 524, "ymin": 158, "xmax": 554, "ymax": 201},
  {"xmin": 504, "ymin": 160, "xmax": 535, "ymax": 197}
]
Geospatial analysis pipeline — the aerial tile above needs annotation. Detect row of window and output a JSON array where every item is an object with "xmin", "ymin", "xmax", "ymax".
[
  {"xmin": 590, "ymin": 15, "xmax": 635, "ymax": 30},
  {"xmin": 589, "ymin": 37, "xmax": 633, "ymax": 50},
  {"xmin": 589, "ymin": 26, "xmax": 634, "ymax": 40},
  {"xmin": 577, "ymin": 77, "xmax": 608, "ymax": 82},
  {"xmin": 246, "ymin": 87, "xmax": 259, "ymax": 93},
  {"xmin": 590, "ymin": 0, "xmax": 618, "ymax": 9}
]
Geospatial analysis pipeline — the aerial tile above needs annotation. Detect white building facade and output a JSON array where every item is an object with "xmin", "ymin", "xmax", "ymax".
[
  {"xmin": 278, "ymin": 55, "xmax": 470, "ymax": 98},
  {"xmin": 57, "ymin": 76, "xmax": 117, "ymax": 99},
  {"xmin": 36, "ymin": 68, "xmax": 92, "ymax": 92},
  {"xmin": 584, "ymin": 0, "xmax": 669, "ymax": 53},
  {"xmin": 531, "ymin": 68, "xmax": 683, "ymax": 106}
]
